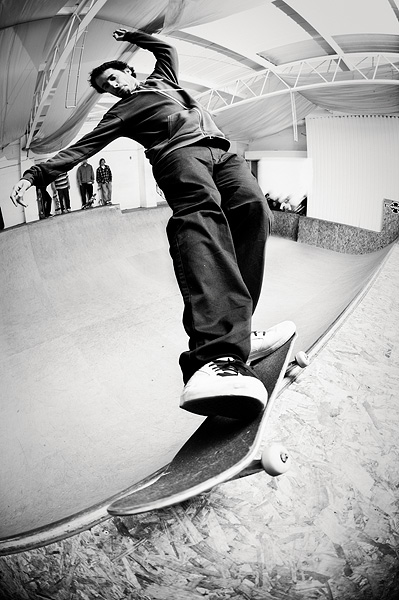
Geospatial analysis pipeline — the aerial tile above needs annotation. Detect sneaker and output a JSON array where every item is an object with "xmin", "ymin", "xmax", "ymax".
[
  {"xmin": 248, "ymin": 321, "xmax": 296, "ymax": 363},
  {"xmin": 180, "ymin": 357, "xmax": 268, "ymax": 419}
]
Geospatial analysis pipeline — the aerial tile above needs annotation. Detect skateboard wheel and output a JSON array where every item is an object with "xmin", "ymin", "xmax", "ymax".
[
  {"xmin": 261, "ymin": 443, "xmax": 291, "ymax": 476},
  {"xmin": 295, "ymin": 351, "xmax": 309, "ymax": 368}
]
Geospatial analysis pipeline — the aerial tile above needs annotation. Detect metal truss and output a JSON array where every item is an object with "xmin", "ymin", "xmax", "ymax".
[
  {"xmin": 196, "ymin": 53, "xmax": 399, "ymax": 114},
  {"xmin": 26, "ymin": 0, "xmax": 108, "ymax": 150}
]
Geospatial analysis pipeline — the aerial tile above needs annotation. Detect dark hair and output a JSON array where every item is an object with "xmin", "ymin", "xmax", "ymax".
[{"xmin": 89, "ymin": 60, "xmax": 136, "ymax": 93}]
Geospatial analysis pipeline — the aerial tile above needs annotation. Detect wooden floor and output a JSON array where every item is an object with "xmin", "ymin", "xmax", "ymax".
[{"xmin": 1, "ymin": 242, "xmax": 398, "ymax": 598}]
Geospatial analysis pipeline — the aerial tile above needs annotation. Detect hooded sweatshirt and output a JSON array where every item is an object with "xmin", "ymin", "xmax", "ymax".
[{"xmin": 22, "ymin": 31, "xmax": 230, "ymax": 189}]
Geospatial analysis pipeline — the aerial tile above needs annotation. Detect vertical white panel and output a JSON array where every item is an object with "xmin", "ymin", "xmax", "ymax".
[{"xmin": 306, "ymin": 115, "xmax": 399, "ymax": 231}]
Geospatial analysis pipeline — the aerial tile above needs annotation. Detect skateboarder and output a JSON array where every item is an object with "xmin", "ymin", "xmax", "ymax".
[{"xmin": 10, "ymin": 28, "xmax": 295, "ymax": 418}]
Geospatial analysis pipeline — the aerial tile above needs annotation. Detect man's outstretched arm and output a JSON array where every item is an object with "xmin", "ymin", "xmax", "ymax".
[{"xmin": 10, "ymin": 113, "xmax": 123, "ymax": 206}]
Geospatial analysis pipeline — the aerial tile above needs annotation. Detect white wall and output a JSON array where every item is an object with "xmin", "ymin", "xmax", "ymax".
[
  {"xmin": 246, "ymin": 152, "xmax": 311, "ymax": 207},
  {"xmin": 248, "ymin": 122, "xmax": 307, "ymax": 153},
  {"xmin": 306, "ymin": 115, "xmax": 399, "ymax": 231}
]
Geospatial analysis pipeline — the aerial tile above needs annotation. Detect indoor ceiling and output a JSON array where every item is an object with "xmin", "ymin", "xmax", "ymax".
[{"xmin": 1, "ymin": 0, "xmax": 398, "ymax": 157}]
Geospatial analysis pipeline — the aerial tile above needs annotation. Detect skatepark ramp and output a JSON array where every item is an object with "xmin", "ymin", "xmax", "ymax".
[{"xmin": 0, "ymin": 205, "xmax": 394, "ymax": 553}]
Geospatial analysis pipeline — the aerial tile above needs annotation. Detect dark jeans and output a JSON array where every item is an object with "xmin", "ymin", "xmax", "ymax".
[
  {"xmin": 153, "ymin": 145, "xmax": 272, "ymax": 383},
  {"xmin": 58, "ymin": 187, "xmax": 70, "ymax": 211},
  {"xmin": 79, "ymin": 183, "xmax": 93, "ymax": 206},
  {"xmin": 38, "ymin": 187, "xmax": 52, "ymax": 218}
]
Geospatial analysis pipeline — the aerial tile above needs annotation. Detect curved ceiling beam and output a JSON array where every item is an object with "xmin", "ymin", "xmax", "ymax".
[
  {"xmin": 389, "ymin": 0, "xmax": 399, "ymax": 20},
  {"xmin": 170, "ymin": 30, "xmax": 267, "ymax": 72},
  {"xmin": 272, "ymin": 0, "xmax": 352, "ymax": 71}
]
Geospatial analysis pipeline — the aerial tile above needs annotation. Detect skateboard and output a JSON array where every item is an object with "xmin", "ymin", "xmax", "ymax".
[
  {"xmin": 108, "ymin": 332, "xmax": 303, "ymax": 517},
  {"xmin": 82, "ymin": 194, "xmax": 96, "ymax": 209}
]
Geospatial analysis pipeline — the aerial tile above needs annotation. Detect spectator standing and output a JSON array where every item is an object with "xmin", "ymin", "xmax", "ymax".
[
  {"xmin": 36, "ymin": 186, "xmax": 53, "ymax": 219},
  {"xmin": 96, "ymin": 158, "xmax": 113, "ymax": 205},
  {"xmin": 77, "ymin": 160, "xmax": 94, "ymax": 208},
  {"xmin": 51, "ymin": 172, "xmax": 71, "ymax": 213},
  {"xmin": 265, "ymin": 193, "xmax": 280, "ymax": 212},
  {"xmin": 280, "ymin": 197, "xmax": 293, "ymax": 212}
]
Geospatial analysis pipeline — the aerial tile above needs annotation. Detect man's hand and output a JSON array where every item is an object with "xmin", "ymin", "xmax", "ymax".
[
  {"xmin": 113, "ymin": 28, "xmax": 128, "ymax": 42},
  {"xmin": 10, "ymin": 179, "xmax": 31, "ymax": 207}
]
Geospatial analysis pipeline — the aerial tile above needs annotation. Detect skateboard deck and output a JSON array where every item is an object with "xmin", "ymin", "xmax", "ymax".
[{"xmin": 108, "ymin": 332, "xmax": 297, "ymax": 516}]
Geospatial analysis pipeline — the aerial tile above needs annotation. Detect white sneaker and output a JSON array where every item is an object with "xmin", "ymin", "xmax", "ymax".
[
  {"xmin": 180, "ymin": 357, "xmax": 268, "ymax": 419},
  {"xmin": 248, "ymin": 321, "xmax": 296, "ymax": 363}
]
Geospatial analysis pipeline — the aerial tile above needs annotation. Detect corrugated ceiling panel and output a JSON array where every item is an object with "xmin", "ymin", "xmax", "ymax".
[
  {"xmin": 258, "ymin": 39, "xmax": 332, "ymax": 66},
  {"xmin": 333, "ymin": 33, "xmax": 399, "ymax": 54}
]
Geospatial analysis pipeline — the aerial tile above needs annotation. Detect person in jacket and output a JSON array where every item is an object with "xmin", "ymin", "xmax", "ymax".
[
  {"xmin": 10, "ymin": 28, "xmax": 294, "ymax": 419},
  {"xmin": 96, "ymin": 158, "xmax": 112, "ymax": 204},
  {"xmin": 77, "ymin": 160, "xmax": 94, "ymax": 208}
]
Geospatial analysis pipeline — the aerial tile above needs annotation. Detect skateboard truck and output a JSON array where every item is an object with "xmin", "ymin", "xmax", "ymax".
[
  {"xmin": 284, "ymin": 349, "xmax": 310, "ymax": 379},
  {"xmin": 231, "ymin": 442, "xmax": 292, "ymax": 480},
  {"xmin": 294, "ymin": 350, "xmax": 310, "ymax": 368}
]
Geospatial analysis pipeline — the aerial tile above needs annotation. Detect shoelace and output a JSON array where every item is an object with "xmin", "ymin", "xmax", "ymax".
[
  {"xmin": 253, "ymin": 331, "xmax": 267, "ymax": 337},
  {"xmin": 210, "ymin": 358, "xmax": 255, "ymax": 377}
]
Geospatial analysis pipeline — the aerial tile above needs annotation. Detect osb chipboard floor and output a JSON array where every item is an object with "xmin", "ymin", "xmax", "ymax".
[{"xmin": 1, "ymin": 245, "xmax": 398, "ymax": 600}]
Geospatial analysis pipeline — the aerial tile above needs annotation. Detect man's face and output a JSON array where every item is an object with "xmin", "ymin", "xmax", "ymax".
[{"xmin": 95, "ymin": 67, "xmax": 139, "ymax": 98}]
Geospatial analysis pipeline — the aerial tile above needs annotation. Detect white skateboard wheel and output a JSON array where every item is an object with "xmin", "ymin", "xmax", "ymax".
[
  {"xmin": 261, "ymin": 443, "xmax": 291, "ymax": 476},
  {"xmin": 295, "ymin": 351, "xmax": 310, "ymax": 368}
]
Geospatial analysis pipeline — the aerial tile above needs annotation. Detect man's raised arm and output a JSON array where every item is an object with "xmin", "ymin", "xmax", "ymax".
[{"xmin": 113, "ymin": 28, "xmax": 179, "ymax": 84}]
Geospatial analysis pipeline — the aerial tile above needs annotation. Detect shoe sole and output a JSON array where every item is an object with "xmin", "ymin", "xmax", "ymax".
[
  {"xmin": 249, "ymin": 344, "xmax": 284, "ymax": 362},
  {"xmin": 180, "ymin": 393, "xmax": 267, "ymax": 420}
]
